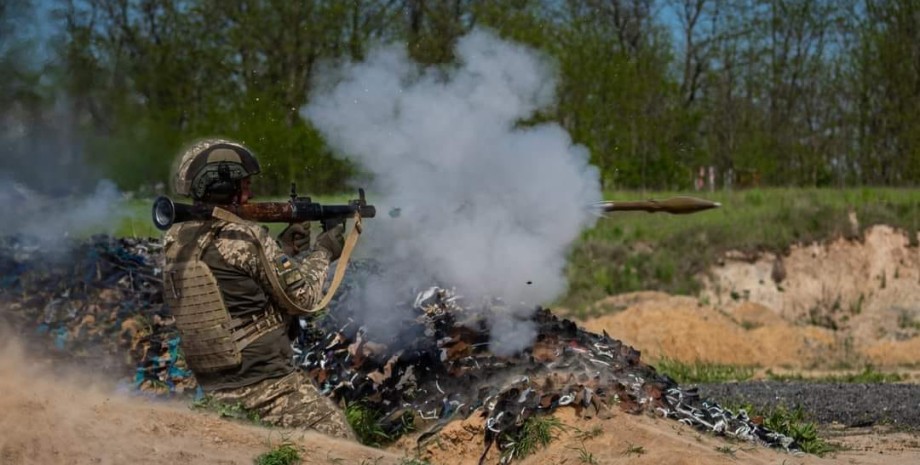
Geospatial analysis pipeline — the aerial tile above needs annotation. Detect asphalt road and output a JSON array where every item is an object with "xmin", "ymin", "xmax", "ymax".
[{"xmin": 698, "ymin": 381, "xmax": 920, "ymax": 429}]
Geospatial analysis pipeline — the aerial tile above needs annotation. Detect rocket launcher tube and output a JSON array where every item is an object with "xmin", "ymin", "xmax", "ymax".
[{"xmin": 152, "ymin": 188, "xmax": 376, "ymax": 231}]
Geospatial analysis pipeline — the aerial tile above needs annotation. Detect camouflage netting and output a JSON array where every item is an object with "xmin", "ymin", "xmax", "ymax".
[{"xmin": 0, "ymin": 235, "xmax": 798, "ymax": 463}]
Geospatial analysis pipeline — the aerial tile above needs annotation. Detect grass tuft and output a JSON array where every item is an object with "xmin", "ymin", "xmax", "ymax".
[
  {"xmin": 502, "ymin": 415, "xmax": 568, "ymax": 461},
  {"xmin": 254, "ymin": 443, "xmax": 301, "ymax": 465},
  {"xmin": 191, "ymin": 395, "xmax": 261, "ymax": 424},
  {"xmin": 622, "ymin": 442, "xmax": 646, "ymax": 456},
  {"xmin": 655, "ymin": 358, "xmax": 755, "ymax": 384},
  {"xmin": 728, "ymin": 404, "xmax": 838, "ymax": 456},
  {"xmin": 766, "ymin": 365, "xmax": 904, "ymax": 383},
  {"xmin": 345, "ymin": 402, "xmax": 391, "ymax": 447}
]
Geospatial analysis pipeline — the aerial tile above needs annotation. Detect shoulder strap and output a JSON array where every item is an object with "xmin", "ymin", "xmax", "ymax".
[{"xmin": 211, "ymin": 207, "xmax": 362, "ymax": 315}]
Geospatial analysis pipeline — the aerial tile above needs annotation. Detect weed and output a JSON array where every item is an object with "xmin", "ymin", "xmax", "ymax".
[
  {"xmin": 622, "ymin": 442, "xmax": 646, "ymax": 456},
  {"xmin": 567, "ymin": 442, "xmax": 598, "ymax": 464},
  {"xmin": 898, "ymin": 310, "xmax": 920, "ymax": 330},
  {"xmin": 714, "ymin": 445, "xmax": 737, "ymax": 458},
  {"xmin": 573, "ymin": 425, "xmax": 604, "ymax": 441},
  {"xmin": 726, "ymin": 404, "xmax": 837, "ymax": 456},
  {"xmin": 654, "ymin": 358, "xmax": 755, "ymax": 384},
  {"xmin": 192, "ymin": 395, "xmax": 261, "ymax": 424},
  {"xmin": 345, "ymin": 402, "xmax": 390, "ymax": 447},
  {"xmin": 766, "ymin": 365, "xmax": 903, "ymax": 383},
  {"xmin": 501, "ymin": 415, "xmax": 567, "ymax": 462},
  {"xmin": 398, "ymin": 459, "xmax": 434, "ymax": 465},
  {"xmin": 254, "ymin": 443, "xmax": 300, "ymax": 465}
]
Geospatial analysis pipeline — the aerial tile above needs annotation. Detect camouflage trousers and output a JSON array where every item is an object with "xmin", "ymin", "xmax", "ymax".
[{"xmin": 210, "ymin": 370, "xmax": 356, "ymax": 440}]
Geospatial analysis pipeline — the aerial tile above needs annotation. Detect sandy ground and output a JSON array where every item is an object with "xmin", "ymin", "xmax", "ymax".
[
  {"xmin": 0, "ymin": 338, "xmax": 404, "ymax": 465},
  {"xmin": 3, "ymin": 329, "xmax": 918, "ymax": 465},
  {"xmin": 403, "ymin": 407, "xmax": 920, "ymax": 465}
]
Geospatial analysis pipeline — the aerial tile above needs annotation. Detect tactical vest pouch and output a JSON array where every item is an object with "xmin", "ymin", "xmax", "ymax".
[
  {"xmin": 163, "ymin": 221, "xmax": 285, "ymax": 374},
  {"xmin": 163, "ymin": 259, "xmax": 241, "ymax": 373}
]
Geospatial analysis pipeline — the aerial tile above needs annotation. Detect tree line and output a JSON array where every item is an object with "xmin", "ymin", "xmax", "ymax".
[{"xmin": 2, "ymin": 0, "xmax": 919, "ymax": 195}]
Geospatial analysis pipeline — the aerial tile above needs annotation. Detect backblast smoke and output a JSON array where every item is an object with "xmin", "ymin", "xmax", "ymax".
[{"xmin": 303, "ymin": 30, "xmax": 602, "ymax": 355}]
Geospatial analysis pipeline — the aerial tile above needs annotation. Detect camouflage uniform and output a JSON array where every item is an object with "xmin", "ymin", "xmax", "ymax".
[{"xmin": 162, "ymin": 139, "xmax": 355, "ymax": 440}]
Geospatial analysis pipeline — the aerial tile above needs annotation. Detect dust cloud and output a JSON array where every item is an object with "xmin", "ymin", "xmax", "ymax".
[{"xmin": 303, "ymin": 29, "xmax": 601, "ymax": 355}]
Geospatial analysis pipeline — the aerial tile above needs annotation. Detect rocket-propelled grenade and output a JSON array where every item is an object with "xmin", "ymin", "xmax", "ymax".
[
  {"xmin": 152, "ymin": 187, "xmax": 376, "ymax": 231},
  {"xmin": 594, "ymin": 196, "xmax": 721, "ymax": 215}
]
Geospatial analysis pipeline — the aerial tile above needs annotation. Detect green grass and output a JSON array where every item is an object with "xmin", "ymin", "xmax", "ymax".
[
  {"xmin": 254, "ymin": 443, "xmax": 301, "ymax": 465},
  {"xmin": 563, "ymin": 188, "xmax": 920, "ymax": 312},
  {"xmin": 191, "ymin": 395, "xmax": 261, "ymax": 424},
  {"xmin": 621, "ymin": 442, "xmax": 646, "ymax": 456},
  {"xmin": 724, "ymin": 403, "xmax": 837, "ymax": 456},
  {"xmin": 345, "ymin": 402, "xmax": 392, "ymax": 447},
  {"xmin": 766, "ymin": 365, "xmax": 904, "ymax": 383},
  {"xmin": 501, "ymin": 415, "xmax": 568, "ymax": 462},
  {"xmin": 654, "ymin": 358, "xmax": 755, "ymax": 384}
]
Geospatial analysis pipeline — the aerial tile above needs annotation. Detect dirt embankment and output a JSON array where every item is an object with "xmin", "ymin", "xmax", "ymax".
[
  {"xmin": 0, "ymin": 337, "xmax": 402, "ymax": 465},
  {"xmin": 583, "ymin": 225, "xmax": 920, "ymax": 370}
]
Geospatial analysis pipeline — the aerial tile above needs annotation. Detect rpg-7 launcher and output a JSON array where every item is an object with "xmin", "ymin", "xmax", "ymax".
[
  {"xmin": 594, "ymin": 195, "xmax": 720, "ymax": 215},
  {"xmin": 151, "ymin": 185, "xmax": 376, "ymax": 231}
]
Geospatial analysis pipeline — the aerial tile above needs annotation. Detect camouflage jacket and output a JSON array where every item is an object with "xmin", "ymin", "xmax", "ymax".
[{"xmin": 162, "ymin": 217, "xmax": 331, "ymax": 390}]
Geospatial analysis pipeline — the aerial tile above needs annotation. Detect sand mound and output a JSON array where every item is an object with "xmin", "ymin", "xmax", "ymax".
[
  {"xmin": 582, "ymin": 294, "xmax": 837, "ymax": 367},
  {"xmin": 0, "ymin": 335, "xmax": 401, "ymax": 465},
  {"xmin": 699, "ymin": 225, "xmax": 920, "ymax": 366},
  {"xmin": 582, "ymin": 226, "xmax": 920, "ymax": 369}
]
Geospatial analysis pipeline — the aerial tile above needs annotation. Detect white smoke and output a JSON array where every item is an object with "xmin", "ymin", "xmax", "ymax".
[
  {"xmin": 0, "ymin": 178, "xmax": 123, "ymax": 247},
  {"xmin": 303, "ymin": 30, "xmax": 601, "ymax": 355}
]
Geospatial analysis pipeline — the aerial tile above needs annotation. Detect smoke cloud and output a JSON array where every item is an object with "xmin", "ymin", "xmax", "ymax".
[
  {"xmin": 0, "ymin": 178, "xmax": 122, "ymax": 246},
  {"xmin": 303, "ymin": 30, "xmax": 601, "ymax": 355},
  {"xmin": 0, "ymin": 101, "xmax": 124, "ymax": 249}
]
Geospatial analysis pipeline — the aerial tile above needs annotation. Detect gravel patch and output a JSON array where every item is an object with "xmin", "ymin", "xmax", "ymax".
[{"xmin": 697, "ymin": 381, "xmax": 920, "ymax": 429}]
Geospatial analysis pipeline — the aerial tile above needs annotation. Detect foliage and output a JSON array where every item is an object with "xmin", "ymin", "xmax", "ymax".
[
  {"xmin": 345, "ymin": 402, "xmax": 391, "ymax": 447},
  {"xmin": 501, "ymin": 415, "xmax": 568, "ymax": 462},
  {"xmin": 727, "ymin": 404, "xmax": 837, "ymax": 456},
  {"xmin": 4, "ymin": 1, "xmax": 920, "ymax": 196},
  {"xmin": 762, "ymin": 406, "xmax": 837, "ymax": 456},
  {"xmin": 766, "ymin": 366, "xmax": 905, "ymax": 383},
  {"xmin": 254, "ymin": 443, "xmax": 301, "ymax": 465},
  {"xmin": 654, "ymin": 358, "xmax": 755, "ymax": 384},
  {"xmin": 622, "ymin": 442, "xmax": 646, "ymax": 456},
  {"xmin": 191, "ymin": 395, "xmax": 261, "ymax": 424},
  {"xmin": 568, "ymin": 441, "xmax": 598, "ymax": 464}
]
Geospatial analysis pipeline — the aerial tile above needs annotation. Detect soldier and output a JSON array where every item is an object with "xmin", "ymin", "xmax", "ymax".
[{"xmin": 161, "ymin": 138, "xmax": 355, "ymax": 439}]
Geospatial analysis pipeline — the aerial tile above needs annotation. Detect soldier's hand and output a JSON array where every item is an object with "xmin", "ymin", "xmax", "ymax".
[
  {"xmin": 314, "ymin": 223, "xmax": 345, "ymax": 261},
  {"xmin": 278, "ymin": 222, "xmax": 311, "ymax": 256}
]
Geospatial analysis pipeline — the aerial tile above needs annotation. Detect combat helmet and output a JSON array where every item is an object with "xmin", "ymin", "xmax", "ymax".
[{"xmin": 173, "ymin": 139, "xmax": 261, "ymax": 203}]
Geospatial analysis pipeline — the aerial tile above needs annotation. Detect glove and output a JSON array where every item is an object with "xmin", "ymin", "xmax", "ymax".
[
  {"xmin": 314, "ymin": 223, "xmax": 345, "ymax": 261},
  {"xmin": 278, "ymin": 222, "xmax": 311, "ymax": 256},
  {"xmin": 321, "ymin": 217, "xmax": 346, "ymax": 232}
]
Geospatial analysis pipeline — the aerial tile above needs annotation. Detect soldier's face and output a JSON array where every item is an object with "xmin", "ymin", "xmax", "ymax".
[{"xmin": 239, "ymin": 177, "xmax": 253, "ymax": 204}]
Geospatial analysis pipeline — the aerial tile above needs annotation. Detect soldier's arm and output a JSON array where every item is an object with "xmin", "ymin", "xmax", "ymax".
[{"xmin": 215, "ymin": 223, "xmax": 331, "ymax": 312}]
